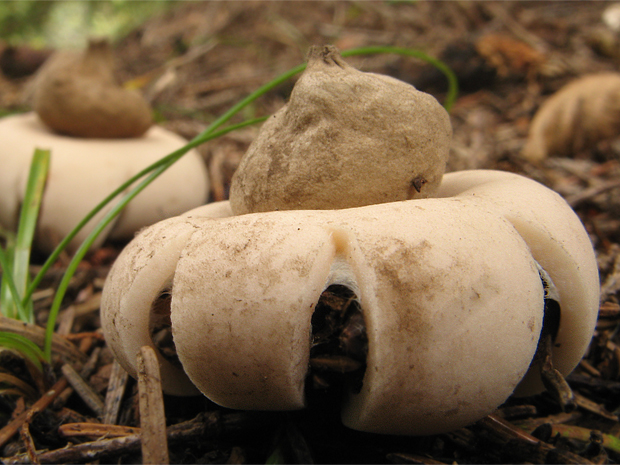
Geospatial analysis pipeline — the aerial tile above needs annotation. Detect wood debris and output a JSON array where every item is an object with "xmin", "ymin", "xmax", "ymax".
[{"xmin": 2, "ymin": 1, "xmax": 620, "ymax": 463}]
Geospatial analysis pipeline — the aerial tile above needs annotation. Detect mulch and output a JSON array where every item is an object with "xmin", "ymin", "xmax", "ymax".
[{"xmin": 1, "ymin": 1, "xmax": 620, "ymax": 463}]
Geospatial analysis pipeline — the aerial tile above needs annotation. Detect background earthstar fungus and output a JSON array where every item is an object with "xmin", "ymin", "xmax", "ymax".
[{"xmin": 0, "ymin": 39, "xmax": 209, "ymax": 254}]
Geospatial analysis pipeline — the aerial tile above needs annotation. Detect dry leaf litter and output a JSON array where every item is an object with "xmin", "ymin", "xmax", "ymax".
[{"xmin": 1, "ymin": 1, "xmax": 620, "ymax": 464}]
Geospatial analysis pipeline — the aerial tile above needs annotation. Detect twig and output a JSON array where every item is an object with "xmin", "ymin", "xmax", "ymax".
[
  {"xmin": 512, "ymin": 410, "xmax": 583, "ymax": 431},
  {"xmin": 579, "ymin": 359, "xmax": 603, "ymax": 377},
  {"xmin": 476, "ymin": 414, "xmax": 593, "ymax": 464},
  {"xmin": 5, "ymin": 432, "xmax": 143, "ymax": 464},
  {"xmin": 137, "ymin": 345, "xmax": 169, "ymax": 465},
  {"xmin": 0, "ymin": 377, "xmax": 68, "ymax": 449},
  {"xmin": 599, "ymin": 301, "xmax": 620, "ymax": 318},
  {"xmin": 79, "ymin": 345, "xmax": 101, "ymax": 378},
  {"xmin": 568, "ymin": 373, "xmax": 620, "ymax": 395},
  {"xmin": 539, "ymin": 333, "xmax": 576, "ymax": 412},
  {"xmin": 59, "ymin": 422, "xmax": 140, "ymax": 439},
  {"xmin": 573, "ymin": 392, "xmax": 619, "ymax": 421},
  {"xmin": 3, "ymin": 411, "xmax": 273, "ymax": 464},
  {"xmin": 103, "ymin": 359, "xmax": 129, "ymax": 425},
  {"xmin": 565, "ymin": 179, "xmax": 620, "ymax": 208},
  {"xmin": 62, "ymin": 331, "xmax": 106, "ymax": 342},
  {"xmin": 19, "ymin": 411, "xmax": 39, "ymax": 465},
  {"xmin": 61, "ymin": 363, "xmax": 104, "ymax": 417},
  {"xmin": 56, "ymin": 346, "xmax": 102, "ymax": 407},
  {"xmin": 551, "ymin": 424, "xmax": 620, "ymax": 455},
  {"xmin": 55, "ymin": 305, "xmax": 75, "ymax": 336},
  {"xmin": 495, "ymin": 404, "xmax": 538, "ymax": 420}
]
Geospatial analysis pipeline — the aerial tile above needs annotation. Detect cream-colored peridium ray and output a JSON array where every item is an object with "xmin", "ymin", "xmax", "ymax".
[
  {"xmin": 100, "ymin": 202, "xmax": 239, "ymax": 396},
  {"xmin": 100, "ymin": 216, "xmax": 203, "ymax": 395},
  {"xmin": 435, "ymin": 170, "xmax": 600, "ymax": 394},
  {"xmin": 0, "ymin": 112, "xmax": 209, "ymax": 253},
  {"xmin": 160, "ymin": 200, "xmax": 542, "ymax": 435},
  {"xmin": 100, "ymin": 170, "xmax": 598, "ymax": 436}
]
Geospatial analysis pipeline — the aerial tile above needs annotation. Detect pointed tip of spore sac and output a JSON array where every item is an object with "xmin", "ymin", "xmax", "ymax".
[{"xmin": 306, "ymin": 44, "xmax": 347, "ymax": 69}]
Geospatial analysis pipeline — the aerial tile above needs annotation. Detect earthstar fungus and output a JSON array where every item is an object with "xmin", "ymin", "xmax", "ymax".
[
  {"xmin": 0, "ymin": 40, "xmax": 209, "ymax": 253},
  {"xmin": 522, "ymin": 72, "xmax": 620, "ymax": 162},
  {"xmin": 101, "ymin": 46, "xmax": 598, "ymax": 436},
  {"xmin": 101, "ymin": 170, "xmax": 598, "ymax": 435}
]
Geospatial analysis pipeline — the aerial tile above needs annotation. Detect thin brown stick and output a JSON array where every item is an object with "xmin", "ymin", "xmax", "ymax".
[
  {"xmin": 59, "ymin": 422, "xmax": 140, "ymax": 439},
  {"xmin": 476, "ymin": 414, "xmax": 593, "ymax": 464},
  {"xmin": 3, "ymin": 411, "xmax": 257, "ymax": 464},
  {"xmin": 6, "ymin": 433, "xmax": 143, "ymax": 464},
  {"xmin": 61, "ymin": 364, "xmax": 105, "ymax": 417},
  {"xmin": 573, "ymin": 392, "xmax": 619, "ymax": 421},
  {"xmin": 512, "ymin": 410, "xmax": 583, "ymax": 431},
  {"xmin": 0, "ymin": 377, "xmax": 68, "ymax": 449},
  {"xmin": 566, "ymin": 179, "xmax": 620, "ymax": 208},
  {"xmin": 103, "ymin": 359, "xmax": 129, "ymax": 425},
  {"xmin": 539, "ymin": 333, "xmax": 576, "ymax": 412},
  {"xmin": 56, "ymin": 346, "xmax": 102, "ymax": 407},
  {"xmin": 137, "ymin": 345, "xmax": 169, "ymax": 465},
  {"xmin": 55, "ymin": 305, "xmax": 75, "ymax": 336},
  {"xmin": 599, "ymin": 301, "xmax": 620, "ymax": 318},
  {"xmin": 19, "ymin": 412, "xmax": 39, "ymax": 465},
  {"xmin": 63, "ymin": 331, "xmax": 106, "ymax": 341}
]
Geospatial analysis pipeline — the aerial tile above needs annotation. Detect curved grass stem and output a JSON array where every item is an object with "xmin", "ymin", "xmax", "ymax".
[{"xmin": 42, "ymin": 118, "xmax": 266, "ymax": 360}]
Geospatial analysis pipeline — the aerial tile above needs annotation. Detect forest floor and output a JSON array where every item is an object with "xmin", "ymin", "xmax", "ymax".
[{"xmin": 1, "ymin": 1, "xmax": 620, "ymax": 463}]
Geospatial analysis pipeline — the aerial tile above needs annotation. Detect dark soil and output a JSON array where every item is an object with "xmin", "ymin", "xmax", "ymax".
[{"xmin": 1, "ymin": 1, "xmax": 620, "ymax": 464}]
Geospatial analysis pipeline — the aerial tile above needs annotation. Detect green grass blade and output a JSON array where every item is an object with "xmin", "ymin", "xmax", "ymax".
[
  {"xmin": 0, "ymin": 246, "xmax": 26, "ymax": 319},
  {"xmin": 0, "ymin": 149, "xmax": 49, "ymax": 322},
  {"xmin": 12, "ymin": 149, "xmax": 50, "ymax": 323},
  {"xmin": 340, "ymin": 46, "xmax": 459, "ymax": 111},
  {"xmin": 0, "ymin": 227, "xmax": 16, "ymax": 319},
  {"xmin": 0, "ymin": 331, "xmax": 45, "ymax": 371},
  {"xmin": 24, "ymin": 117, "xmax": 268, "ymax": 306}
]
